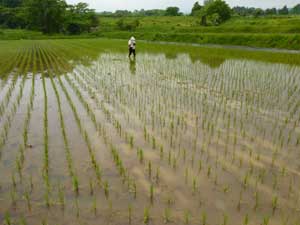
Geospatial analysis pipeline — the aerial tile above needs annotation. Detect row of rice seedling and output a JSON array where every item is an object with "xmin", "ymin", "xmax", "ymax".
[
  {"xmin": 5, "ymin": 47, "xmax": 37, "ymax": 218},
  {"xmin": 38, "ymin": 44, "xmax": 80, "ymax": 196},
  {"xmin": 0, "ymin": 48, "xmax": 28, "ymax": 120},
  {"xmin": 73, "ymin": 53, "xmax": 300, "ymax": 224},
  {"xmin": 1, "ymin": 46, "xmax": 34, "ymax": 220},
  {"xmin": 70, "ymin": 56, "xmax": 234, "ymax": 214},
  {"xmin": 81, "ymin": 63, "xmax": 240, "ymax": 224},
  {"xmin": 45, "ymin": 43, "xmax": 139, "ymax": 198},
  {"xmin": 43, "ymin": 43, "xmax": 171, "ymax": 222},
  {"xmin": 70, "ymin": 61, "xmax": 234, "ymax": 224},
  {"xmin": 0, "ymin": 48, "xmax": 32, "ymax": 158},
  {"xmin": 40, "ymin": 52, "xmax": 51, "ymax": 209},
  {"xmin": 40, "ymin": 44, "xmax": 104, "ymax": 189},
  {"xmin": 13, "ymin": 46, "xmax": 36, "ymax": 185},
  {"xmin": 0, "ymin": 44, "xmax": 24, "ymax": 86},
  {"xmin": 66, "ymin": 72, "xmax": 179, "ymax": 224}
]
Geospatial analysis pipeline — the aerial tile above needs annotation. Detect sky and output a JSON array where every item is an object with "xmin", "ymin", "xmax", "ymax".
[{"xmin": 66, "ymin": 0, "xmax": 300, "ymax": 13}]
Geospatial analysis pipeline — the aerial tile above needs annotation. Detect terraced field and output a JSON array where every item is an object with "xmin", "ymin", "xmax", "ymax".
[{"xmin": 0, "ymin": 39, "xmax": 300, "ymax": 225}]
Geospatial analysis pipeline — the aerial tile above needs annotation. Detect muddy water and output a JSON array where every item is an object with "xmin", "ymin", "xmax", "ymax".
[{"xmin": 0, "ymin": 41, "xmax": 300, "ymax": 225}]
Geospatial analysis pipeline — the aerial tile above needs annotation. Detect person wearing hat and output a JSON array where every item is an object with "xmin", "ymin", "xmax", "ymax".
[{"xmin": 128, "ymin": 36, "xmax": 136, "ymax": 58}]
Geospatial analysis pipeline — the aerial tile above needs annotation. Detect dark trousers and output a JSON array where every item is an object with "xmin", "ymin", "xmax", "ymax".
[{"xmin": 129, "ymin": 47, "xmax": 136, "ymax": 57}]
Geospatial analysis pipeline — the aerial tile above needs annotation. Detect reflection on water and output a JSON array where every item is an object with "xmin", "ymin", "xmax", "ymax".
[
  {"xmin": 1, "ymin": 39, "xmax": 300, "ymax": 81},
  {"xmin": 129, "ymin": 58, "xmax": 136, "ymax": 75}
]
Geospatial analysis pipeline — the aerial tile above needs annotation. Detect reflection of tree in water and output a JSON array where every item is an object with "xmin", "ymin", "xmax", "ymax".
[
  {"xmin": 129, "ymin": 58, "xmax": 136, "ymax": 75},
  {"xmin": 189, "ymin": 53, "xmax": 226, "ymax": 68},
  {"xmin": 164, "ymin": 51, "xmax": 178, "ymax": 60},
  {"xmin": 163, "ymin": 50, "xmax": 225, "ymax": 69},
  {"xmin": 0, "ymin": 42, "xmax": 102, "ymax": 80}
]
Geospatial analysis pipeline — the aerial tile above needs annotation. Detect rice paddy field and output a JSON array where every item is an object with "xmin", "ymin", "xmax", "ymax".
[{"xmin": 1, "ymin": 39, "xmax": 300, "ymax": 225}]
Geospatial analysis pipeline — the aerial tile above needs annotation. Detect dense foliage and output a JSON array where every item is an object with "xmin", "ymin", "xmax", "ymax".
[
  {"xmin": 165, "ymin": 7, "xmax": 182, "ymax": 16},
  {"xmin": 232, "ymin": 4, "xmax": 300, "ymax": 17},
  {"xmin": 0, "ymin": 0, "xmax": 98, "ymax": 34},
  {"xmin": 1, "ymin": 0, "xmax": 300, "ymax": 34},
  {"xmin": 191, "ymin": 0, "xmax": 231, "ymax": 25},
  {"xmin": 98, "ymin": 7, "xmax": 182, "ymax": 17}
]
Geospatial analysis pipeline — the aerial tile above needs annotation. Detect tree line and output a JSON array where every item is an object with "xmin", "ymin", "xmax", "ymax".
[
  {"xmin": 190, "ymin": 1, "xmax": 300, "ymax": 25},
  {"xmin": 231, "ymin": 5, "xmax": 300, "ymax": 17},
  {"xmin": 1, "ymin": 0, "xmax": 300, "ymax": 34},
  {"xmin": 98, "ymin": 7, "xmax": 183, "ymax": 17},
  {"xmin": 0, "ymin": 0, "xmax": 99, "ymax": 34}
]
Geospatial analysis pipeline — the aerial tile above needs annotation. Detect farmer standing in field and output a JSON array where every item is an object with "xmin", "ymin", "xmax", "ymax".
[{"xmin": 128, "ymin": 36, "xmax": 136, "ymax": 59}]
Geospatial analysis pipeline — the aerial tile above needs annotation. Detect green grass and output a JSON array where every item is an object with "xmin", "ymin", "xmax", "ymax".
[
  {"xmin": 99, "ymin": 15, "xmax": 300, "ymax": 34},
  {"xmin": 1, "ymin": 15, "xmax": 300, "ymax": 49},
  {"xmin": 96, "ymin": 15, "xmax": 300, "ymax": 50}
]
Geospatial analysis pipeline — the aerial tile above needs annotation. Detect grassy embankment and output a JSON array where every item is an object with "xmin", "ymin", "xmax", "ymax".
[
  {"xmin": 1, "ymin": 16, "xmax": 300, "ymax": 50},
  {"xmin": 97, "ymin": 15, "xmax": 300, "ymax": 50}
]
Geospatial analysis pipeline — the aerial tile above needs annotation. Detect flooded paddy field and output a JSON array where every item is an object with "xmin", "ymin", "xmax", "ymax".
[{"xmin": 0, "ymin": 39, "xmax": 300, "ymax": 225}]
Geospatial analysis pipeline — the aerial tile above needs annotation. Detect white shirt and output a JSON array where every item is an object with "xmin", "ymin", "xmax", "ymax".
[{"xmin": 128, "ymin": 39, "xmax": 136, "ymax": 49}]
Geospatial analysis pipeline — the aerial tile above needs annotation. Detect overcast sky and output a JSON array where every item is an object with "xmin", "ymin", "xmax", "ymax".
[{"xmin": 66, "ymin": 0, "xmax": 300, "ymax": 13}]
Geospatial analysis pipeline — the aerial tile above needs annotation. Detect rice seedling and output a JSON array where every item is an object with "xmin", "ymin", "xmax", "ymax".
[
  {"xmin": 92, "ymin": 195, "xmax": 97, "ymax": 215},
  {"xmin": 128, "ymin": 204, "xmax": 132, "ymax": 224},
  {"xmin": 207, "ymin": 166, "xmax": 211, "ymax": 178},
  {"xmin": 184, "ymin": 210, "xmax": 191, "ymax": 224},
  {"xmin": 222, "ymin": 213, "xmax": 229, "ymax": 225},
  {"xmin": 24, "ymin": 189, "xmax": 31, "ymax": 212},
  {"xmin": 89, "ymin": 179, "xmax": 94, "ymax": 196},
  {"xmin": 185, "ymin": 168, "xmax": 189, "ymax": 184},
  {"xmin": 132, "ymin": 181, "xmax": 137, "ymax": 199},
  {"xmin": 58, "ymin": 184, "xmax": 65, "ymax": 210},
  {"xmin": 4, "ymin": 212, "xmax": 12, "ymax": 225},
  {"xmin": 160, "ymin": 145, "xmax": 164, "ymax": 160},
  {"xmin": 148, "ymin": 161, "xmax": 152, "ymax": 178},
  {"xmin": 201, "ymin": 211, "xmax": 207, "ymax": 225},
  {"xmin": 139, "ymin": 148, "xmax": 144, "ymax": 163},
  {"xmin": 75, "ymin": 197, "xmax": 80, "ymax": 218},
  {"xmin": 155, "ymin": 167, "xmax": 160, "ymax": 183},
  {"xmin": 50, "ymin": 73, "xmax": 79, "ymax": 195},
  {"xmin": 163, "ymin": 207, "xmax": 172, "ymax": 223},
  {"xmin": 19, "ymin": 216, "xmax": 27, "ymax": 225},
  {"xmin": 41, "ymin": 219, "xmax": 48, "ymax": 225},
  {"xmin": 143, "ymin": 206, "xmax": 150, "ymax": 224},
  {"xmin": 104, "ymin": 180, "xmax": 109, "ymax": 198},
  {"xmin": 262, "ymin": 216, "xmax": 270, "ymax": 225},
  {"xmin": 192, "ymin": 177, "xmax": 197, "ymax": 194},
  {"xmin": 152, "ymin": 136, "xmax": 156, "ymax": 149},
  {"xmin": 150, "ymin": 184, "xmax": 154, "ymax": 204},
  {"xmin": 130, "ymin": 136, "xmax": 134, "ymax": 148},
  {"xmin": 272, "ymin": 196, "xmax": 278, "ymax": 214}
]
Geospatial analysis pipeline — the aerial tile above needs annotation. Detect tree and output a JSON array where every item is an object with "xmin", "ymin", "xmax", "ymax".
[
  {"xmin": 0, "ymin": 0, "xmax": 98, "ymax": 34},
  {"xmin": 200, "ymin": 0, "xmax": 231, "ymax": 25},
  {"xmin": 232, "ymin": 6, "xmax": 256, "ymax": 16},
  {"xmin": 0, "ymin": 0, "xmax": 23, "ymax": 8},
  {"xmin": 191, "ymin": 2, "xmax": 202, "ymax": 16},
  {"xmin": 114, "ymin": 10, "xmax": 132, "ymax": 17},
  {"xmin": 292, "ymin": 4, "xmax": 300, "ymax": 14},
  {"xmin": 165, "ymin": 7, "xmax": 180, "ymax": 16},
  {"xmin": 24, "ymin": 0, "xmax": 67, "ymax": 33},
  {"xmin": 65, "ymin": 2, "xmax": 99, "ymax": 34},
  {"xmin": 254, "ymin": 8, "xmax": 264, "ymax": 17},
  {"xmin": 0, "ymin": 6, "xmax": 26, "ymax": 28},
  {"xmin": 265, "ymin": 8, "xmax": 277, "ymax": 15},
  {"xmin": 278, "ymin": 5, "xmax": 289, "ymax": 15}
]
